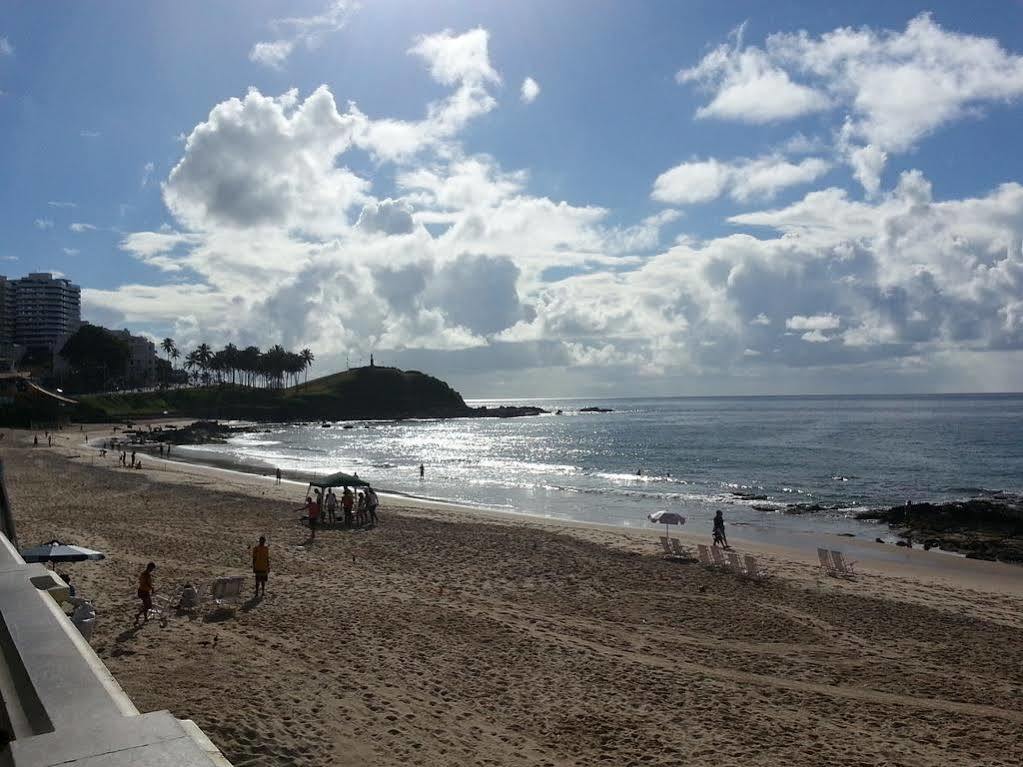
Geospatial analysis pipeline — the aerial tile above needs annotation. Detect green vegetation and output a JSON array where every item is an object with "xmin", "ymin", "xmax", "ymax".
[
  {"xmin": 76, "ymin": 365, "xmax": 471, "ymax": 421},
  {"xmin": 59, "ymin": 325, "xmax": 130, "ymax": 392}
]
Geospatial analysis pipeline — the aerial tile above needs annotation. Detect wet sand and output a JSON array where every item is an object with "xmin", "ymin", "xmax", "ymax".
[{"xmin": 5, "ymin": 426, "xmax": 1023, "ymax": 766}]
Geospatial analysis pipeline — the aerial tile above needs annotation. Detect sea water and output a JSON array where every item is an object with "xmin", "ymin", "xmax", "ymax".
[{"xmin": 177, "ymin": 394, "xmax": 1023, "ymax": 543}]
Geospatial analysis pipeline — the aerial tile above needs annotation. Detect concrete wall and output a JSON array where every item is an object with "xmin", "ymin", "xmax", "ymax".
[{"xmin": 0, "ymin": 531, "xmax": 231, "ymax": 766}]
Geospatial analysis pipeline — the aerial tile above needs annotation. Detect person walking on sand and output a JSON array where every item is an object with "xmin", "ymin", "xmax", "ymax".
[
  {"xmin": 252, "ymin": 536, "xmax": 270, "ymax": 598},
  {"xmin": 275, "ymin": 467, "xmax": 282, "ymax": 485},
  {"xmin": 712, "ymin": 510, "xmax": 729, "ymax": 549},
  {"xmin": 419, "ymin": 463, "xmax": 425, "ymax": 479},
  {"xmin": 134, "ymin": 562, "xmax": 157, "ymax": 626}
]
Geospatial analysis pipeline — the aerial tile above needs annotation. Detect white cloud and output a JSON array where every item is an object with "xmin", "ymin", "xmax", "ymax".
[
  {"xmin": 165, "ymin": 86, "xmax": 368, "ymax": 233},
  {"xmin": 679, "ymin": 14, "xmax": 1023, "ymax": 192},
  {"xmin": 786, "ymin": 314, "xmax": 841, "ymax": 331},
  {"xmin": 62, "ymin": 248, "xmax": 80, "ymax": 256},
  {"xmin": 651, "ymin": 159, "xmax": 730, "ymax": 204},
  {"xmin": 409, "ymin": 28, "xmax": 500, "ymax": 87},
  {"xmin": 94, "ymin": 25, "xmax": 1023, "ymax": 392},
  {"xmin": 141, "ymin": 161, "xmax": 155, "ymax": 189},
  {"xmin": 678, "ymin": 28, "xmax": 830, "ymax": 123},
  {"xmin": 47, "ymin": 201, "xmax": 77, "ymax": 208},
  {"xmin": 70, "ymin": 222, "xmax": 97, "ymax": 232},
  {"xmin": 0, "ymin": 37, "xmax": 13, "ymax": 57},
  {"xmin": 249, "ymin": 1, "xmax": 353, "ymax": 69},
  {"xmin": 652, "ymin": 154, "xmax": 830, "ymax": 204},
  {"xmin": 34, "ymin": 218, "xmax": 54, "ymax": 229},
  {"xmin": 800, "ymin": 329, "xmax": 832, "ymax": 343},
  {"xmin": 352, "ymin": 29, "xmax": 503, "ymax": 163},
  {"xmin": 520, "ymin": 76, "xmax": 540, "ymax": 104},
  {"xmin": 80, "ymin": 130, "xmax": 101, "ymax": 138},
  {"xmin": 249, "ymin": 40, "xmax": 294, "ymax": 69}
]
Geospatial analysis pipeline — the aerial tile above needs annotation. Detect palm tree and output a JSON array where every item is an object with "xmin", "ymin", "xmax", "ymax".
[
  {"xmin": 184, "ymin": 349, "xmax": 201, "ymax": 386},
  {"xmin": 192, "ymin": 343, "xmax": 213, "ymax": 386},
  {"xmin": 300, "ymin": 348, "xmax": 314, "ymax": 386},
  {"xmin": 159, "ymin": 338, "xmax": 176, "ymax": 386}
]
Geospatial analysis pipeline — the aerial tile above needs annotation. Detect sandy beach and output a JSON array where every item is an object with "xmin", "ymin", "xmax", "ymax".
[{"xmin": 5, "ymin": 424, "xmax": 1023, "ymax": 766}]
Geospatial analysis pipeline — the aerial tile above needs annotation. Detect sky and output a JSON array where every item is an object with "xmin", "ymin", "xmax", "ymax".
[{"xmin": 3, "ymin": 0, "xmax": 1023, "ymax": 397}]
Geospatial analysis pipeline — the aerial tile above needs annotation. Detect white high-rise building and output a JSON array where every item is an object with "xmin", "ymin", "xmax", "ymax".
[{"xmin": 8, "ymin": 272, "xmax": 81, "ymax": 351}]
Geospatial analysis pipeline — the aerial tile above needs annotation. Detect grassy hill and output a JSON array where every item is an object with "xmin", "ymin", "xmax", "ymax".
[{"xmin": 77, "ymin": 366, "xmax": 471, "ymax": 422}]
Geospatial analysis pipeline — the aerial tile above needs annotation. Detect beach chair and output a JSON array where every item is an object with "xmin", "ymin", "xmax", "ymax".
[
  {"xmin": 660, "ymin": 536, "xmax": 674, "ymax": 557},
  {"xmin": 830, "ymin": 551, "xmax": 857, "ymax": 578},
  {"xmin": 669, "ymin": 538, "xmax": 690, "ymax": 560},
  {"xmin": 208, "ymin": 576, "xmax": 245, "ymax": 611},
  {"xmin": 743, "ymin": 555, "xmax": 769, "ymax": 582},
  {"xmin": 710, "ymin": 546, "xmax": 729, "ymax": 568},
  {"xmin": 726, "ymin": 551, "xmax": 745, "ymax": 574},
  {"xmin": 817, "ymin": 548, "xmax": 838, "ymax": 576},
  {"xmin": 697, "ymin": 544, "xmax": 714, "ymax": 566}
]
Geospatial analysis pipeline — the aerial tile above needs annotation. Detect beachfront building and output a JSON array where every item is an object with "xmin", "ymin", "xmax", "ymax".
[
  {"xmin": 110, "ymin": 328, "xmax": 159, "ymax": 387},
  {"xmin": 0, "ymin": 277, "xmax": 20, "ymax": 371},
  {"xmin": 3, "ymin": 272, "xmax": 81, "ymax": 352}
]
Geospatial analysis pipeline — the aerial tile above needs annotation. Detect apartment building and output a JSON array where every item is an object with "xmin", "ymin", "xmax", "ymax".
[{"xmin": 1, "ymin": 272, "xmax": 82, "ymax": 351}]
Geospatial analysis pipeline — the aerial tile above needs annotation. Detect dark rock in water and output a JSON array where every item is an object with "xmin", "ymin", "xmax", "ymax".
[
  {"xmin": 858, "ymin": 497, "xmax": 1023, "ymax": 564},
  {"xmin": 750, "ymin": 504, "xmax": 776, "ymax": 512},
  {"xmin": 150, "ymin": 420, "xmax": 240, "ymax": 445},
  {"xmin": 895, "ymin": 540, "xmax": 911, "ymax": 548},
  {"xmin": 784, "ymin": 502, "xmax": 841, "ymax": 514},
  {"xmin": 472, "ymin": 405, "xmax": 548, "ymax": 418},
  {"xmin": 733, "ymin": 491, "xmax": 768, "ymax": 501},
  {"xmin": 875, "ymin": 537, "xmax": 885, "ymax": 544},
  {"xmin": 838, "ymin": 533, "xmax": 855, "ymax": 537},
  {"xmin": 580, "ymin": 406, "xmax": 614, "ymax": 413}
]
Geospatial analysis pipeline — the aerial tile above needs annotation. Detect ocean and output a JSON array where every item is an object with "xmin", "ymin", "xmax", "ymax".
[{"xmin": 176, "ymin": 394, "xmax": 1023, "ymax": 544}]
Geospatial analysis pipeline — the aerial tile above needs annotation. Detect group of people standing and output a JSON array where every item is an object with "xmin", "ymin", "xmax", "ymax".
[{"xmin": 299, "ymin": 485, "xmax": 379, "ymax": 539}]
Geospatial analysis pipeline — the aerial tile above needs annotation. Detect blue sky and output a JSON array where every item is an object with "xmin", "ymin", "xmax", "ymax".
[{"xmin": 3, "ymin": 1, "xmax": 1023, "ymax": 396}]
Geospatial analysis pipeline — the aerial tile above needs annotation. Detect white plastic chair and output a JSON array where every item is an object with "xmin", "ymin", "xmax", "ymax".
[
  {"xmin": 817, "ymin": 548, "xmax": 838, "ymax": 576},
  {"xmin": 830, "ymin": 550, "xmax": 857, "ymax": 578}
]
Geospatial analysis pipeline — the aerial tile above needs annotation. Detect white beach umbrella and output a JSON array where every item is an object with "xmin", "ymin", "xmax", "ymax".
[
  {"xmin": 20, "ymin": 540, "xmax": 106, "ymax": 563},
  {"xmin": 648, "ymin": 510, "xmax": 686, "ymax": 538}
]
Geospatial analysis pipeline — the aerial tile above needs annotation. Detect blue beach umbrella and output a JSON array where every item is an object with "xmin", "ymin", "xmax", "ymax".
[
  {"xmin": 20, "ymin": 540, "xmax": 106, "ymax": 563},
  {"xmin": 648, "ymin": 510, "xmax": 686, "ymax": 538}
]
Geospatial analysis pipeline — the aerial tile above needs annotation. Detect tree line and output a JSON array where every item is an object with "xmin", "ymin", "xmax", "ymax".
[{"xmin": 160, "ymin": 339, "xmax": 315, "ymax": 390}]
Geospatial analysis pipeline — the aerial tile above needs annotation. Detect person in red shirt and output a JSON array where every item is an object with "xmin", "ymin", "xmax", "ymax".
[{"xmin": 296, "ymin": 496, "xmax": 320, "ymax": 540}]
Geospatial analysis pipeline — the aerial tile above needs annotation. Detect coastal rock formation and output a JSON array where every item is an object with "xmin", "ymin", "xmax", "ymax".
[
  {"xmin": 580, "ymin": 406, "xmax": 614, "ymax": 413},
  {"xmin": 78, "ymin": 365, "xmax": 546, "ymax": 423},
  {"xmin": 856, "ymin": 498, "xmax": 1023, "ymax": 563}
]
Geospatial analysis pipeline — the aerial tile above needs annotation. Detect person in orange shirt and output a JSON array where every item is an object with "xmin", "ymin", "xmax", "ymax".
[
  {"xmin": 252, "ymin": 536, "xmax": 270, "ymax": 598},
  {"xmin": 134, "ymin": 561, "xmax": 156, "ymax": 626}
]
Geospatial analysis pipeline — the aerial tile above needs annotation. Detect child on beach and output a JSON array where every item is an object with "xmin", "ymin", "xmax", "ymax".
[{"xmin": 134, "ymin": 562, "xmax": 157, "ymax": 626}]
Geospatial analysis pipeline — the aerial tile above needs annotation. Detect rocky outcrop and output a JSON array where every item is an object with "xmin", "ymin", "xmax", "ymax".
[{"xmin": 856, "ymin": 498, "xmax": 1023, "ymax": 563}]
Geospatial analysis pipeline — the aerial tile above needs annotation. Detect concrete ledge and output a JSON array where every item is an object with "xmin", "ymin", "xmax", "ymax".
[{"xmin": 0, "ymin": 529, "xmax": 231, "ymax": 766}]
